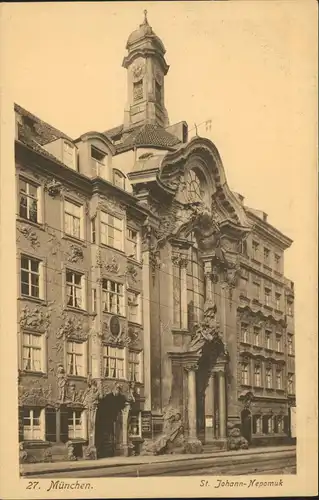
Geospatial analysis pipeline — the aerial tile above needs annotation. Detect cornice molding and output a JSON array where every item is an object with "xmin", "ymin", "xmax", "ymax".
[{"xmin": 246, "ymin": 210, "xmax": 293, "ymax": 249}]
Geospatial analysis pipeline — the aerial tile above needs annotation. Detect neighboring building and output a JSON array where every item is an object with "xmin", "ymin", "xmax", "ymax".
[{"xmin": 16, "ymin": 12, "xmax": 295, "ymax": 463}]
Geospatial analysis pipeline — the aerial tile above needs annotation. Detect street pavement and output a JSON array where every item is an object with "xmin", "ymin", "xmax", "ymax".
[{"xmin": 21, "ymin": 446, "xmax": 296, "ymax": 478}]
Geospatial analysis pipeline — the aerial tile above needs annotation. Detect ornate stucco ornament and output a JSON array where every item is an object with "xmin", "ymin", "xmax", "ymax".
[
  {"xmin": 17, "ymin": 224, "xmax": 40, "ymax": 248},
  {"xmin": 125, "ymin": 263, "xmax": 138, "ymax": 283},
  {"xmin": 19, "ymin": 305, "xmax": 51, "ymax": 332},
  {"xmin": 18, "ymin": 381, "xmax": 53, "ymax": 407},
  {"xmin": 67, "ymin": 244, "xmax": 84, "ymax": 263},
  {"xmin": 44, "ymin": 178, "xmax": 64, "ymax": 197},
  {"xmin": 188, "ymin": 302, "xmax": 225, "ymax": 357}
]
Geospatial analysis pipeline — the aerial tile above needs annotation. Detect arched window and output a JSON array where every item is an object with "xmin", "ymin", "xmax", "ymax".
[
  {"xmin": 113, "ymin": 170, "xmax": 126, "ymax": 190},
  {"xmin": 182, "ymin": 168, "xmax": 208, "ymax": 206}
]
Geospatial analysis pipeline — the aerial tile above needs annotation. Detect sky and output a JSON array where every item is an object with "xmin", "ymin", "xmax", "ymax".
[{"xmin": 1, "ymin": 0, "xmax": 317, "ymax": 300}]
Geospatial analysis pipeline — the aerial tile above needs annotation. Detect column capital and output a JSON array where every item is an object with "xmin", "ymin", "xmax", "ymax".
[
  {"xmin": 213, "ymin": 363, "xmax": 227, "ymax": 374},
  {"xmin": 184, "ymin": 362, "xmax": 199, "ymax": 373}
]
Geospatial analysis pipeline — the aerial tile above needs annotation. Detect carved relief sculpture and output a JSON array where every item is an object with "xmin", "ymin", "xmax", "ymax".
[
  {"xmin": 17, "ymin": 224, "xmax": 40, "ymax": 248},
  {"xmin": 67, "ymin": 244, "xmax": 84, "ymax": 263},
  {"xmin": 56, "ymin": 364, "xmax": 68, "ymax": 402},
  {"xmin": 20, "ymin": 305, "xmax": 51, "ymax": 333},
  {"xmin": 44, "ymin": 178, "xmax": 64, "ymax": 198},
  {"xmin": 140, "ymin": 406, "xmax": 185, "ymax": 456}
]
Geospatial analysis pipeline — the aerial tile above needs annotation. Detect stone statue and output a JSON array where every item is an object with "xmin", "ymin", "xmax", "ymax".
[
  {"xmin": 56, "ymin": 364, "xmax": 68, "ymax": 402},
  {"xmin": 188, "ymin": 302, "xmax": 222, "ymax": 353},
  {"xmin": 140, "ymin": 407, "xmax": 185, "ymax": 456}
]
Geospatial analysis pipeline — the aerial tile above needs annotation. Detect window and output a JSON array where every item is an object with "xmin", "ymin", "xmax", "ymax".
[
  {"xmin": 240, "ymin": 240, "xmax": 248, "ymax": 255},
  {"xmin": 68, "ymin": 410, "xmax": 84, "ymax": 439},
  {"xmin": 277, "ymin": 416, "xmax": 284, "ymax": 433},
  {"xmin": 276, "ymin": 369, "xmax": 282, "ymax": 389},
  {"xmin": 241, "ymin": 363, "xmax": 249, "ymax": 385},
  {"xmin": 265, "ymin": 330, "xmax": 272, "ymax": 350},
  {"xmin": 23, "ymin": 408, "xmax": 43, "ymax": 440},
  {"xmin": 254, "ymin": 365, "xmax": 261, "ymax": 387},
  {"xmin": 287, "ymin": 300, "xmax": 293, "ymax": 316},
  {"xmin": 239, "ymin": 277, "xmax": 248, "ymax": 297},
  {"xmin": 253, "ymin": 327, "xmax": 260, "ymax": 346},
  {"xmin": 267, "ymin": 416, "xmax": 274, "ymax": 433},
  {"xmin": 66, "ymin": 270, "xmax": 84, "ymax": 309},
  {"xmin": 187, "ymin": 241, "xmax": 205, "ymax": 327},
  {"xmin": 113, "ymin": 170, "xmax": 126, "ymax": 190},
  {"xmin": 64, "ymin": 201, "xmax": 81, "ymax": 239},
  {"xmin": 133, "ymin": 80, "xmax": 143, "ymax": 101},
  {"xmin": 103, "ymin": 346, "xmax": 125, "ymax": 379},
  {"xmin": 19, "ymin": 179, "xmax": 38, "ymax": 222},
  {"xmin": 266, "ymin": 367, "xmax": 273, "ymax": 388},
  {"xmin": 91, "ymin": 217, "xmax": 96, "ymax": 244},
  {"xmin": 173, "ymin": 261, "xmax": 182, "ymax": 328},
  {"xmin": 275, "ymin": 293, "xmax": 281, "ymax": 310},
  {"xmin": 264, "ymin": 288, "xmax": 271, "ymax": 306},
  {"xmin": 287, "ymin": 334, "xmax": 293, "ymax": 355},
  {"xmin": 128, "ymin": 412, "xmax": 141, "ymax": 437},
  {"xmin": 100, "ymin": 212, "xmax": 123, "ymax": 250},
  {"xmin": 274, "ymin": 254, "xmax": 281, "ymax": 272},
  {"xmin": 67, "ymin": 341, "xmax": 85, "ymax": 376},
  {"xmin": 241, "ymin": 324, "xmax": 249, "ymax": 343},
  {"xmin": 128, "ymin": 291, "xmax": 141, "ymax": 323},
  {"xmin": 128, "ymin": 350, "xmax": 141, "ymax": 382},
  {"xmin": 275, "ymin": 334, "xmax": 282, "ymax": 352},
  {"xmin": 264, "ymin": 248, "xmax": 270, "ymax": 265},
  {"xmin": 155, "ymin": 81, "xmax": 162, "ymax": 103},
  {"xmin": 92, "ymin": 288, "xmax": 97, "ymax": 314},
  {"xmin": 91, "ymin": 146, "xmax": 107, "ymax": 178},
  {"xmin": 252, "ymin": 241, "xmax": 259, "ymax": 260},
  {"xmin": 255, "ymin": 415, "xmax": 262, "ymax": 434},
  {"xmin": 22, "ymin": 333, "xmax": 43, "ymax": 372},
  {"xmin": 20, "ymin": 255, "xmax": 41, "ymax": 299},
  {"xmin": 288, "ymin": 373, "xmax": 294, "ymax": 394},
  {"xmin": 102, "ymin": 279, "xmax": 125, "ymax": 316},
  {"xmin": 253, "ymin": 282, "xmax": 260, "ymax": 300},
  {"xmin": 63, "ymin": 141, "xmax": 75, "ymax": 170},
  {"xmin": 126, "ymin": 228, "xmax": 139, "ymax": 260}
]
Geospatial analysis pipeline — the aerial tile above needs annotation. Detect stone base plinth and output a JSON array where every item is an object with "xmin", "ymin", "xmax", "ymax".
[{"xmin": 185, "ymin": 438, "xmax": 203, "ymax": 454}]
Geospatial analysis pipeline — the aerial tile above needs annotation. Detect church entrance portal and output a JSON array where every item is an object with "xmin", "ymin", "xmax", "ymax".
[{"xmin": 94, "ymin": 392, "xmax": 126, "ymax": 458}]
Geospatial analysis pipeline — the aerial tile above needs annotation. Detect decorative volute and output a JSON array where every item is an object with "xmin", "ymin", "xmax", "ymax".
[{"xmin": 122, "ymin": 10, "xmax": 169, "ymax": 130}]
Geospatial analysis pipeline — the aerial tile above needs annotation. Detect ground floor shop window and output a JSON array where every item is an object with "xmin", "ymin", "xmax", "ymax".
[
  {"xmin": 128, "ymin": 412, "xmax": 141, "ymax": 437},
  {"xmin": 68, "ymin": 409, "xmax": 86, "ymax": 439},
  {"xmin": 252, "ymin": 415, "xmax": 262, "ymax": 434},
  {"xmin": 23, "ymin": 407, "xmax": 45, "ymax": 440}
]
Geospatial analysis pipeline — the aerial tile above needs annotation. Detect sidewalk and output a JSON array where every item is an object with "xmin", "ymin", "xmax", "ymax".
[{"xmin": 20, "ymin": 445, "xmax": 296, "ymax": 476}]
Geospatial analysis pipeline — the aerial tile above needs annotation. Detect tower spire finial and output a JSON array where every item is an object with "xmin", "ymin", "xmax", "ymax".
[{"xmin": 143, "ymin": 9, "xmax": 149, "ymax": 25}]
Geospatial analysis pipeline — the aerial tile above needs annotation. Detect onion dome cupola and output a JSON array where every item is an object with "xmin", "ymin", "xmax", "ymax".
[{"xmin": 122, "ymin": 10, "xmax": 170, "ymax": 131}]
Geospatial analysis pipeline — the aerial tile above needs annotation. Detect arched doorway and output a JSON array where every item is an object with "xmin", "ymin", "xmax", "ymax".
[
  {"xmin": 95, "ymin": 392, "xmax": 126, "ymax": 458},
  {"xmin": 241, "ymin": 409, "xmax": 252, "ymax": 444}
]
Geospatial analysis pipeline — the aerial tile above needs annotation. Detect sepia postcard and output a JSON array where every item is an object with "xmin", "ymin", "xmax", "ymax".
[{"xmin": 0, "ymin": 1, "xmax": 317, "ymax": 498}]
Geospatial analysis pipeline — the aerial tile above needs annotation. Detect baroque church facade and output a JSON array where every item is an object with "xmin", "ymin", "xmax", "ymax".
[{"xmin": 16, "ymin": 13, "xmax": 296, "ymax": 463}]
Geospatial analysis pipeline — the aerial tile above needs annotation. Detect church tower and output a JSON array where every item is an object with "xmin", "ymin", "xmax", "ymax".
[{"xmin": 122, "ymin": 11, "xmax": 170, "ymax": 131}]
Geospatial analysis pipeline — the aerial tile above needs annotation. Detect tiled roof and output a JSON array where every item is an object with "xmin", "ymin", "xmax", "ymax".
[
  {"xmin": 14, "ymin": 103, "xmax": 73, "ymax": 146},
  {"xmin": 103, "ymin": 124, "xmax": 124, "ymax": 139},
  {"xmin": 121, "ymin": 124, "xmax": 181, "ymax": 149}
]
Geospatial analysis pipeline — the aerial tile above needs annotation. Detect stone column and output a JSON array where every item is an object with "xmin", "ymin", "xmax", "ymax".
[
  {"xmin": 142, "ymin": 250, "xmax": 152, "ymax": 411},
  {"xmin": 185, "ymin": 363, "xmax": 202, "ymax": 454},
  {"xmin": 180, "ymin": 260, "xmax": 188, "ymax": 329},
  {"xmin": 218, "ymin": 369, "xmax": 227, "ymax": 439},
  {"xmin": 205, "ymin": 373, "xmax": 215, "ymax": 442},
  {"xmin": 56, "ymin": 406, "xmax": 61, "ymax": 442},
  {"xmin": 120, "ymin": 403, "xmax": 131, "ymax": 457}
]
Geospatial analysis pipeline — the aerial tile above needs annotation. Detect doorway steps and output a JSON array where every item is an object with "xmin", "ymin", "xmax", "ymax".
[{"xmin": 202, "ymin": 441, "xmax": 227, "ymax": 454}]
